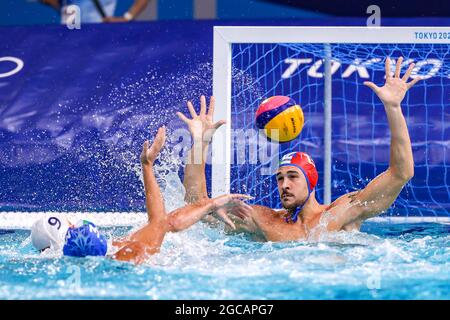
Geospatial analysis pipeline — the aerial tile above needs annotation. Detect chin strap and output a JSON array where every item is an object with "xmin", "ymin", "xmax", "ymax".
[
  {"xmin": 285, "ymin": 206, "xmax": 300, "ymax": 224},
  {"xmin": 285, "ymin": 190, "xmax": 312, "ymax": 223}
]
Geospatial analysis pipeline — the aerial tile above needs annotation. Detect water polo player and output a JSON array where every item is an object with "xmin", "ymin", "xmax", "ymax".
[
  {"xmin": 30, "ymin": 216, "xmax": 108, "ymax": 256},
  {"xmin": 180, "ymin": 57, "xmax": 422, "ymax": 241},
  {"xmin": 31, "ymin": 127, "xmax": 250, "ymax": 263}
]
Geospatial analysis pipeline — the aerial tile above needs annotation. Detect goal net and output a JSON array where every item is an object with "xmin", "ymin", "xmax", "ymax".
[{"xmin": 212, "ymin": 27, "xmax": 450, "ymax": 218}]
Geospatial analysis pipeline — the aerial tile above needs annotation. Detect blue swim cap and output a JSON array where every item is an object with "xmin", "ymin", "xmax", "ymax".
[{"xmin": 63, "ymin": 220, "xmax": 107, "ymax": 257}]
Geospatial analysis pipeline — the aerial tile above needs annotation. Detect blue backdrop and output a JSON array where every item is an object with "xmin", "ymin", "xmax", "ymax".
[{"xmin": 0, "ymin": 21, "xmax": 221, "ymax": 211}]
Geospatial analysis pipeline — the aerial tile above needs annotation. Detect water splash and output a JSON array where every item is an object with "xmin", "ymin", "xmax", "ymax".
[{"xmin": 1, "ymin": 222, "xmax": 449, "ymax": 299}]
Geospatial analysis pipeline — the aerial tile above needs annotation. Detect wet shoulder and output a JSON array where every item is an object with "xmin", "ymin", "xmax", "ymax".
[{"xmin": 327, "ymin": 190, "xmax": 362, "ymax": 210}]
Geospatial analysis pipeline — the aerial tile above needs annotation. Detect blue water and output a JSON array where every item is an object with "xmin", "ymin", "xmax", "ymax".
[{"xmin": 0, "ymin": 221, "xmax": 449, "ymax": 299}]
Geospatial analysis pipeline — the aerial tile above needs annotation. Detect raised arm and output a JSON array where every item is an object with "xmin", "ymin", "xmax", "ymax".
[
  {"xmin": 140, "ymin": 126, "xmax": 167, "ymax": 223},
  {"xmin": 113, "ymin": 127, "xmax": 168, "ymax": 262},
  {"xmin": 176, "ymin": 96, "xmax": 225, "ymax": 203},
  {"xmin": 330, "ymin": 57, "xmax": 422, "ymax": 229}
]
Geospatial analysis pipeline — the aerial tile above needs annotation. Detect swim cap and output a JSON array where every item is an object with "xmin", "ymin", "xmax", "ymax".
[
  {"xmin": 63, "ymin": 220, "xmax": 107, "ymax": 257},
  {"xmin": 278, "ymin": 152, "xmax": 318, "ymax": 223},
  {"xmin": 279, "ymin": 151, "xmax": 318, "ymax": 192},
  {"xmin": 31, "ymin": 216, "xmax": 70, "ymax": 251}
]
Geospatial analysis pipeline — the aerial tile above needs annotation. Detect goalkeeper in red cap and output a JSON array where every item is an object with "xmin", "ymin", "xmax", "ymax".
[{"xmin": 178, "ymin": 57, "xmax": 421, "ymax": 242}]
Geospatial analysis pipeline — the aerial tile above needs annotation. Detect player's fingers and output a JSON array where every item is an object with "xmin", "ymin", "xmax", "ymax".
[
  {"xmin": 230, "ymin": 194, "xmax": 253, "ymax": 200},
  {"xmin": 363, "ymin": 81, "xmax": 380, "ymax": 92},
  {"xmin": 149, "ymin": 128, "xmax": 165, "ymax": 152},
  {"xmin": 233, "ymin": 201, "xmax": 252, "ymax": 209},
  {"xmin": 207, "ymin": 96, "xmax": 215, "ymax": 117},
  {"xmin": 200, "ymin": 95, "xmax": 206, "ymax": 115},
  {"xmin": 232, "ymin": 210, "xmax": 246, "ymax": 220},
  {"xmin": 176, "ymin": 112, "xmax": 190, "ymax": 124},
  {"xmin": 142, "ymin": 140, "xmax": 149, "ymax": 152},
  {"xmin": 402, "ymin": 63, "xmax": 415, "ymax": 81},
  {"xmin": 156, "ymin": 126, "xmax": 166, "ymax": 143},
  {"xmin": 187, "ymin": 101, "xmax": 197, "ymax": 118},
  {"xmin": 213, "ymin": 119, "xmax": 226, "ymax": 130},
  {"xmin": 395, "ymin": 56, "xmax": 403, "ymax": 78},
  {"xmin": 407, "ymin": 76, "xmax": 422, "ymax": 89},
  {"xmin": 217, "ymin": 208, "xmax": 236, "ymax": 230},
  {"xmin": 225, "ymin": 218, "xmax": 236, "ymax": 230},
  {"xmin": 237, "ymin": 205, "xmax": 252, "ymax": 219},
  {"xmin": 385, "ymin": 57, "xmax": 392, "ymax": 78}
]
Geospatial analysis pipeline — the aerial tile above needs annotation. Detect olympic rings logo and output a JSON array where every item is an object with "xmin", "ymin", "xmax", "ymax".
[{"xmin": 0, "ymin": 56, "xmax": 24, "ymax": 78}]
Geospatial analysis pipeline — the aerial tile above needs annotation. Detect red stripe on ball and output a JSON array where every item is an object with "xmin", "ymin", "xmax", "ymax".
[{"xmin": 255, "ymin": 95, "xmax": 290, "ymax": 118}]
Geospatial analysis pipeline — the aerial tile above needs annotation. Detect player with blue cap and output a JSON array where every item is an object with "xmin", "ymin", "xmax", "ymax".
[
  {"xmin": 31, "ymin": 217, "xmax": 107, "ymax": 257},
  {"xmin": 31, "ymin": 126, "xmax": 250, "ymax": 263},
  {"xmin": 63, "ymin": 220, "xmax": 108, "ymax": 257}
]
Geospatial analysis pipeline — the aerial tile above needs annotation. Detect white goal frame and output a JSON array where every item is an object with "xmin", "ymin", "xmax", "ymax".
[{"xmin": 212, "ymin": 26, "xmax": 450, "ymax": 204}]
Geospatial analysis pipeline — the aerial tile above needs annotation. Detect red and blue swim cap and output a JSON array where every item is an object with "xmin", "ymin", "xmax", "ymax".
[{"xmin": 278, "ymin": 151, "xmax": 318, "ymax": 192}]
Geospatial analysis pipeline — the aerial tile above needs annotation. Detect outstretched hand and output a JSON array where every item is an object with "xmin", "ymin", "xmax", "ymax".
[
  {"xmin": 227, "ymin": 202, "xmax": 254, "ymax": 220},
  {"xmin": 364, "ymin": 57, "xmax": 422, "ymax": 108},
  {"xmin": 140, "ymin": 126, "xmax": 166, "ymax": 165},
  {"xmin": 176, "ymin": 95, "xmax": 226, "ymax": 144},
  {"xmin": 211, "ymin": 194, "xmax": 253, "ymax": 230}
]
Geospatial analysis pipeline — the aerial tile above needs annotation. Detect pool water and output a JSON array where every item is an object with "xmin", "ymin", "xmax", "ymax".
[{"xmin": 0, "ymin": 221, "xmax": 449, "ymax": 299}]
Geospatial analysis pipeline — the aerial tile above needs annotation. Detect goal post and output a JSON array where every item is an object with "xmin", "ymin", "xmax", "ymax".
[{"xmin": 212, "ymin": 26, "xmax": 450, "ymax": 218}]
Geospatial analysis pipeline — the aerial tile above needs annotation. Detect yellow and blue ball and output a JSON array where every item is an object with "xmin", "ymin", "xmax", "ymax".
[{"xmin": 255, "ymin": 96, "xmax": 304, "ymax": 142}]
